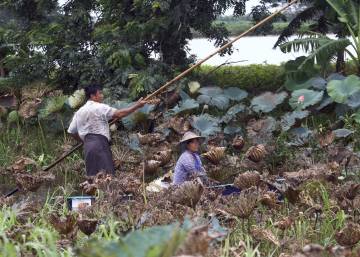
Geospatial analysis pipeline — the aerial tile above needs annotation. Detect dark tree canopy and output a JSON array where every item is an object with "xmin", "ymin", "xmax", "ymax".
[{"xmin": 0, "ymin": 0, "xmax": 251, "ymax": 98}]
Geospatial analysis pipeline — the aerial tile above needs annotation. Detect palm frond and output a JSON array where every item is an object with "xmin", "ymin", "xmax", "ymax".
[
  {"xmin": 274, "ymin": 6, "xmax": 322, "ymax": 48},
  {"xmin": 299, "ymin": 37, "xmax": 351, "ymax": 69},
  {"xmin": 279, "ymin": 34, "xmax": 330, "ymax": 54}
]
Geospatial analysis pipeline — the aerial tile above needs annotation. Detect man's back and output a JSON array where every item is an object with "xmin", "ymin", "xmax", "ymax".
[{"xmin": 68, "ymin": 100, "xmax": 116, "ymax": 141}]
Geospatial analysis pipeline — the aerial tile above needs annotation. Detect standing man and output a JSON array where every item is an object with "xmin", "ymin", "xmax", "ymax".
[{"xmin": 67, "ymin": 84, "xmax": 146, "ymax": 176}]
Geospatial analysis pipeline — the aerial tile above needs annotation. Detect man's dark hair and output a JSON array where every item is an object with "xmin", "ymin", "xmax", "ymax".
[{"xmin": 84, "ymin": 84, "xmax": 102, "ymax": 99}]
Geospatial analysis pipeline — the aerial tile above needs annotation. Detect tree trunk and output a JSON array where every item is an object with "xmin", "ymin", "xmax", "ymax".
[{"xmin": 336, "ymin": 50, "xmax": 345, "ymax": 75}]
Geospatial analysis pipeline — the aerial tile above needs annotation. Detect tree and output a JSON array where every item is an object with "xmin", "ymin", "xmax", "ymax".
[
  {"xmin": 278, "ymin": 0, "xmax": 360, "ymax": 74},
  {"xmin": 0, "ymin": 0, "xmax": 249, "ymax": 98}
]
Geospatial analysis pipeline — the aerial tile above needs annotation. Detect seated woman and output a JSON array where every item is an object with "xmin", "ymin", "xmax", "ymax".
[{"xmin": 173, "ymin": 131, "xmax": 206, "ymax": 185}]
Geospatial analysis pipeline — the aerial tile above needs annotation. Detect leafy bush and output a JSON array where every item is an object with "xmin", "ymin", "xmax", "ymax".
[{"xmin": 194, "ymin": 64, "xmax": 285, "ymax": 94}]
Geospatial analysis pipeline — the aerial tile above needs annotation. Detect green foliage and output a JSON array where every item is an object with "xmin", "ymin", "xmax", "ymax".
[
  {"xmin": 0, "ymin": 0, "xmax": 249, "ymax": 97},
  {"xmin": 289, "ymin": 89, "xmax": 324, "ymax": 110},
  {"xmin": 78, "ymin": 224, "xmax": 187, "ymax": 257},
  {"xmin": 280, "ymin": 110, "xmax": 310, "ymax": 131},
  {"xmin": 7, "ymin": 110, "xmax": 19, "ymax": 124},
  {"xmin": 197, "ymin": 87, "xmax": 230, "ymax": 110},
  {"xmin": 333, "ymin": 128, "xmax": 354, "ymax": 138},
  {"xmin": 278, "ymin": 0, "xmax": 360, "ymax": 73},
  {"xmin": 221, "ymin": 104, "xmax": 246, "ymax": 124},
  {"xmin": 194, "ymin": 65, "xmax": 285, "ymax": 94},
  {"xmin": 190, "ymin": 114, "xmax": 221, "ymax": 137},
  {"xmin": 196, "ymin": 86, "xmax": 247, "ymax": 110},
  {"xmin": 250, "ymin": 92, "xmax": 287, "ymax": 113},
  {"xmin": 283, "ymin": 56, "xmax": 319, "ymax": 91},
  {"xmin": 170, "ymin": 99, "xmax": 199, "ymax": 115},
  {"xmin": 327, "ymin": 75, "xmax": 360, "ymax": 103},
  {"xmin": 280, "ymin": 35, "xmax": 351, "ymax": 69},
  {"xmin": 38, "ymin": 96, "xmax": 67, "ymax": 119}
]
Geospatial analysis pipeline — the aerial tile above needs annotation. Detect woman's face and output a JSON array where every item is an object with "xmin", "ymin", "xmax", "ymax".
[{"xmin": 187, "ymin": 139, "xmax": 200, "ymax": 152}]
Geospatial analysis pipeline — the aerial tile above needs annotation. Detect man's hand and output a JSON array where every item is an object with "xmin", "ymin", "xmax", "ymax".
[{"xmin": 136, "ymin": 97, "xmax": 147, "ymax": 108}]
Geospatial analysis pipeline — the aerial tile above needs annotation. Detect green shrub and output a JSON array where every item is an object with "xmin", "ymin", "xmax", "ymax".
[{"xmin": 193, "ymin": 64, "xmax": 285, "ymax": 94}]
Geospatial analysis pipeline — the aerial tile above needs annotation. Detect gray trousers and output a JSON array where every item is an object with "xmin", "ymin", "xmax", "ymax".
[{"xmin": 84, "ymin": 134, "xmax": 115, "ymax": 176}]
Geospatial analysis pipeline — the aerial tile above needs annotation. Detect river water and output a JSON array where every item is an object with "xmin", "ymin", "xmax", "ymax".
[{"xmin": 187, "ymin": 35, "xmax": 307, "ymax": 66}]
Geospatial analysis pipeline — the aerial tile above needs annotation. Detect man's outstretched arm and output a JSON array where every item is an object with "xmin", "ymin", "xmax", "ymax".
[{"xmin": 112, "ymin": 98, "xmax": 147, "ymax": 119}]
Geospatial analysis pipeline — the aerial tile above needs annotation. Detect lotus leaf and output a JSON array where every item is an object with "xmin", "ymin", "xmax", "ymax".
[
  {"xmin": 289, "ymin": 89, "xmax": 323, "ymax": 110},
  {"xmin": 327, "ymin": 75, "xmax": 360, "ymax": 103},
  {"xmin": 7, "ymin": 110, "xmax": 19, "ymax": 124},
  {"xmin": 78, "ymin": 224, "xmax": 186, "ymax": 257},
  {"xmin": 288, "ymin": 127, "xmax": 313, "ymax": 146},
  {"xmin": 170, "ymin": 99, "xmax": 199, "ymax": 115},
  {"xmin": 251, "ymin": 92, "xmax": 287, "ymax": 113},
  {"xmin": 223, "ymin": 87, "xmax": 248, "ymax": 101},
  {"xmin": 188, "ymin": 81, "xmax": 201, "ymax": 94},
  {"xmin": 246, "ymin": 117, "xmax": 277, "ymax": 144},
  {"xmin": 280, "ymin": 110, "xmax": 310, "ymax": 131},
  {"xmin": 316, "ymin": 97, "xmax": 334, "ymax": 111},
  {"xmin": 221, "ymin": 104, "xmax": 246, "ymax": 123},
  {"xmin": 190, "ymin": 114, "xmax": 221, "ymax": 136},
  {"xmin": 346, "ymin": 91, "xmax": 360, "ymax": 109},
  {"xmin": 197, "ymin": 86, "xmax": 230, "ymax": 110},
  {"xmin": 179, "ymin": 90, "xmax": 191, "ymax": 100},
  {"xmin": 333, "ymin": 129, "xmax": 354, "ymax": 138},
  {"xmin": 327, "ymin": 73, "xmax": 346, "ymax": 81},
  {"xmin": 198, "ymin": 87, "xmax": 223, "ymax": 96},
  {"xmin": 197, "ymin": 94, "xmax": 229, "ymax": 110},
  {"xmin": 335, "ymin": 104, "xmax": 352, "ymax": 117},
  {"xmin": 224, "ymin": 125, "xmax": 242, "ymax": 135},
  {"xmin": 309, "ymin": 77, "xmax": 327, "ymax": 90}
]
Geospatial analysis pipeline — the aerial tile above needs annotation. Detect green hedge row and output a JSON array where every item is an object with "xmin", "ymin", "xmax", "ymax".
[{"xmin": 193, "ymin": 64, "xmax": 285, "ymax": 94}]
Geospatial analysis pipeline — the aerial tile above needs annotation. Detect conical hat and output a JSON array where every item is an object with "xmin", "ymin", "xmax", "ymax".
[{"xmin": 179, "ymin": 131, "xmax": 204, "ymax": 144}]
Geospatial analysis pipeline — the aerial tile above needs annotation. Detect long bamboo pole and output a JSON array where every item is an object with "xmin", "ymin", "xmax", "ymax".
[{"xmin": 4, "ymin": 0, "xmax": 298, "ymax": 198}]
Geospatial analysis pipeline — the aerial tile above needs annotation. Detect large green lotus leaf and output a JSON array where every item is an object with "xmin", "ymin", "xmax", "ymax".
[
  {"xmin": 346, "ymin": 91, "xmax": 360, "ymax": 109},
  {"xmin": 289, "ymin": 89, "xmax": 324, "ymax": 110},
  {"xmin": 309, "ymin": 77, "xmax": 327, "ymax": 90},
  {"xmin": 316, "ymin": 96, "xmax": 334, "ymax": 111},
  {"xmin": 78, "ymin": 224, "xmax": 186, "ymax": 257},
  {"xmin": 198, "ymin": 86, "xmax": 223, "ymax": 96},
  {"xmin": 250, "ymin": 92, "xmax": 288, "ymax": 113},
  {"xmin": 197, "ymin": 86, "xmax": 230, "ymax": 110},
  {"xmin": 333, "ymin": 128, "xmax": 353, "ymax": 138},
  {"xmin": 327, "ymin": 73, "xmax": 345, "ymax": 81},
  {"xmin": 327, "ymin": 75, "xmax": 360, "ymax": 103},
  {"xmin": 190, "ymin": 114, "xmax": 221, "ymax": 136},
  {"xmin": 170, "ymin": 99, "xmax": 199, "ymax": 115},
  {"xmin": 223, "ymin": 87, "xmax": 248, "ymax": 101},
  {"xmin": 280, "ymin": 110, "xmax": 310, "ymax": 131},
  {"xmin": 197, "ymin": 94, "xmax": 229, "ymax": 110},
  {"xmin": 221, "ymin": 104, "xmax": 246, "ymax": 123},
  {"xmin": 179, "ymin": 90, "xmax": 191, "ymax": 100},
  {"xmin": 111, "ymin": 101, "xmax": 155, "ymax": 129},
  {"xmin": 288, "ymin": 127, "xmax": 313, "ymax": 146},
  {"xmin": 224, "ymin": 125, "xmax": 242, "ymax": 135}
]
